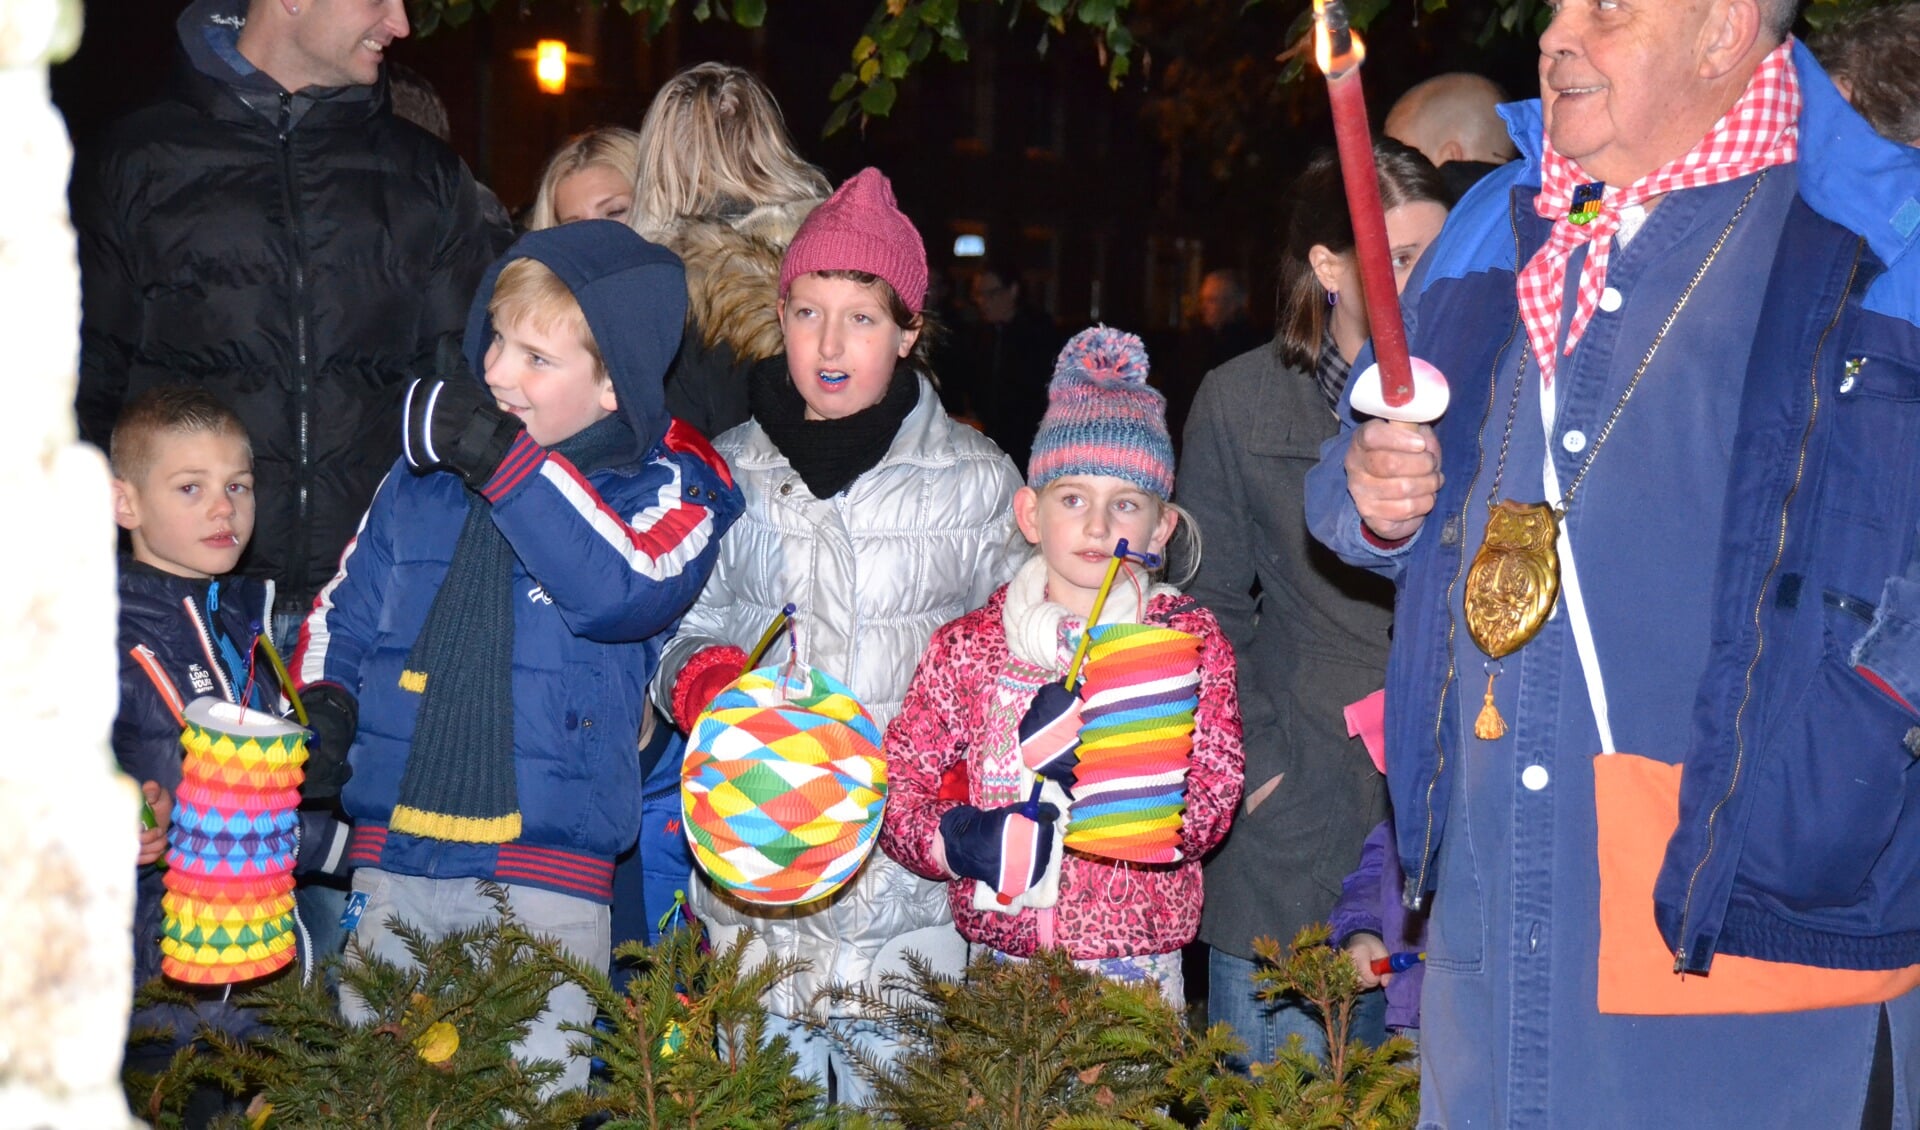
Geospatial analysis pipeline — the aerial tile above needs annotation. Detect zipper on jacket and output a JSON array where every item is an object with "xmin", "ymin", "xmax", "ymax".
[
  {"xmin": 1408, "ymin": 194, "xmax": 1528, "ymax": 909},
  {"xmin": 1669, "ymin": 236, "xmax": 1865, "ymax": 973},
  {"xmin": 277, "ymin": 93, "xmax": 314, "ymax": 607},
  {"xmin": 181, "ymin": 592, "xmax": 239, "ymax": 704}
]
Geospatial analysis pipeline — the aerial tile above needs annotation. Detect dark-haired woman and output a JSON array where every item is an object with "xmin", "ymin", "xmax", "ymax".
[{"xmin": 1178, "ymin": 138, "xmax": 1450, "ymax": 1069}]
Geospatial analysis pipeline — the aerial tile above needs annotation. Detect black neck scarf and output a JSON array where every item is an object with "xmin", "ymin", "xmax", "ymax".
[{"xmin": 749, "ymin": 355, "xmax": 919, "ymax": 499}]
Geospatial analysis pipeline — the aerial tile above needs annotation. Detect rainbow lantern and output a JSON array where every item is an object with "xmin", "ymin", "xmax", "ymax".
[
  {"xmin": 681, "ymin": 665, "xmax": 886, "ymax": 906},
  {"xmin": 160, "ymin": 697, "xmax": 307, "ymax": 984},
  {"xmin": 1063, "ymin": 624, "xmax": 1202, "ymax": 865}
]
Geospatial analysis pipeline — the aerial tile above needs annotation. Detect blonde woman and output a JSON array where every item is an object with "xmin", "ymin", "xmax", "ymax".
[
  {"xmin": 632, "ymin": 62, "xmax": 831, "ymax": 436},
  {"xmin": 526, "ymin": 127, "xmax": 641, "ymax": 231}
]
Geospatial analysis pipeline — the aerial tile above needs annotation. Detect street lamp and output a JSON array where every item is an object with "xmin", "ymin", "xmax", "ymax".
[{"xmin": 515, "ymin": 38, "xmax": 592, "ymax": 95}]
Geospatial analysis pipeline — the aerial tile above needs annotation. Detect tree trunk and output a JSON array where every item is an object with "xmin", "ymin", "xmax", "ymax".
[{"xmin": 0, "ymin": 1, "xmax": 144, "ymax": 1125}]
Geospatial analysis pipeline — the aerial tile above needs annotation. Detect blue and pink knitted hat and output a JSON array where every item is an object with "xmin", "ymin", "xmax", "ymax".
[{"xmin": 1026, "ymin": 326, "xmax": 1174, "ymax": 499}]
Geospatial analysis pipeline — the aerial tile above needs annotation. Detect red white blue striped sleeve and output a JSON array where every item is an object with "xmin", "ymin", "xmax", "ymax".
[{"xmin": 485, "ymin": 438, "xmax": 731, "ymax": 643}]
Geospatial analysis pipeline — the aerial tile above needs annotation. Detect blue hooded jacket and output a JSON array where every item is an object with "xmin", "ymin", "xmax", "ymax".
[{"xmin": 296, "ymin": 221, "xmax": 743, "ymax": 902}]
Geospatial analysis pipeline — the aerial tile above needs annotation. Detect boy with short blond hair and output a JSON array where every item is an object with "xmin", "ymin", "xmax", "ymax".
[
  {"xmin": 294, "ymin": 221, "xmax": 742, "ymax": 1092},
  {"xmin": 110, "ymin": 385, "xmax": 352, "ymax": 1078}
]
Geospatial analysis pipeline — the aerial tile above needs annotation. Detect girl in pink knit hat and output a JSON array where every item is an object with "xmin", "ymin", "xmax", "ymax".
[
  {"xmin": 880, "ymin": 325, "xmax": 1245, "ymax": 1011},
  {"xmin": 650, "ymin": 166, "xmax": 1025, "ymax": 1104}
]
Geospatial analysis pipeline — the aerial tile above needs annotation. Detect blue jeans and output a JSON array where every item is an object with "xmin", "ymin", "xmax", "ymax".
[
  {"xmin": 295, "ymin": 879, "xmax": 351, "ymax": 986},
  {"xmin": 1207, "ymin": 945, "xmax": 1392, "ymax": 1072},
  {"xmin": 339, "ymin": 869, "xmax": 610, "ymax": 1095},
  {"xmin": 757, "ymin": 1012, "xmax": 895, "ymax": 1108}
]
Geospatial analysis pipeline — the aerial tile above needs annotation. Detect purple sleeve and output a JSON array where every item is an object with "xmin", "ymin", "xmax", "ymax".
[{"xmin": 1328, "ymin": 819, "xmax": 1393, "ymax": 947}]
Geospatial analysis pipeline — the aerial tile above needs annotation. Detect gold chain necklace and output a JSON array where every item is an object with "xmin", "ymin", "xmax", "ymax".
[{"xmin": 1464, "ymin": 170, "xmax": 1768, "ymax": 739}]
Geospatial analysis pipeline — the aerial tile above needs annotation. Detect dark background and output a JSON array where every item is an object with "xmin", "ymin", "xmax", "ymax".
[{"xmin": 52, "ymin": 0, "xmax": 1539, "ymax": 339}]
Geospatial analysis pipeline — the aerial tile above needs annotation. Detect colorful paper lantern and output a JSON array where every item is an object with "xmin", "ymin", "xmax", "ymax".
[
  {"xmin": 161, "ymin": 697, "xmax": 307, "ymax": 984},
  {"xmin": 1063, "ymin": 624, "xmax": 1201, "ymax": 865},
  {"xmin": 681, "ymin": 665, "xmax": 886, "ymax": 906}
]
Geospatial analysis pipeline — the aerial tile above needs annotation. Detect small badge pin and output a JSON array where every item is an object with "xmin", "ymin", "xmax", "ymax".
[{"xmin": 1569, "ymin": 182, "xmax": 1606, "ymax": 226}]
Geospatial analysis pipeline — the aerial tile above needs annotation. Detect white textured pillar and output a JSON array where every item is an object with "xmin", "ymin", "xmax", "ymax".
[{"xmin": 0, "ymin": 0, "xmax": 145, "ymax": 1126}]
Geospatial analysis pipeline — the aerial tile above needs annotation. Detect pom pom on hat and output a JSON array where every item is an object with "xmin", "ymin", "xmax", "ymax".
[
  {"xmin": 778, "ymin": 167, "xmax": 928, "ymax": 314},
  {"xmin": 1026, "ymin": 326, "xmax": 1174, "ymax": 499}
]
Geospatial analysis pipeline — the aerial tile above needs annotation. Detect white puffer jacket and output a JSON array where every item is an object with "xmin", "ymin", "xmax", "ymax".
[{"xmin": 654, "ymin": 376, "xmax": 1026, "ymax": 1015}]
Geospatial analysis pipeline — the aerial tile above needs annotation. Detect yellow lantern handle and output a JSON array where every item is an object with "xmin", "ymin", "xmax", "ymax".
[
  {"xmin": 255, "ymin": 633, "xmax": 308, "ymax": 727},
  {"xmin": 1063, "ymin": 544, "xmax": 1129, "ymax": 692},
  {"xmin": 743, "ymin": 603, "xmax": 797, "ymax": 674}
]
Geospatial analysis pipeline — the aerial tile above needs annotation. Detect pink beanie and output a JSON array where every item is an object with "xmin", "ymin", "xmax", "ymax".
[{"xmin": 778, "ymin": 167, "xmax": 928, "ymax": 314}]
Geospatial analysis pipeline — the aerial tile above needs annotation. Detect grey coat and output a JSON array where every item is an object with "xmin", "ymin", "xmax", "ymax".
[{"xmin": 1177, "ymin": 344, "xmax": 1392, "ymax": 959}]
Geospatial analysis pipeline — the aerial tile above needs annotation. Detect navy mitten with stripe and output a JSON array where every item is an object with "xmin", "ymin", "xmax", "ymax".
[
  {"xmin": 939, "ymin": 802, "xmax": 1059, "ymax": 903},
  {"xmin": 1018, "ymin": 681, "xmax": 1084, "ymax": 794}
]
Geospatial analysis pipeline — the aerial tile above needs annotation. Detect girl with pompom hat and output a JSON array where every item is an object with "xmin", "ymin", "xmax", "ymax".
[{"xmin": 880, "ymin": 326, "xmax": 1245, "ymax": 1008}]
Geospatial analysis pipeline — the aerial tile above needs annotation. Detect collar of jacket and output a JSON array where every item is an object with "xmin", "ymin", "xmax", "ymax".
[
  {"xmin": 729, "ymin": 375, "xmax": 960, "ymax": 476},
  {"xmin": 117, "ymin": 558, "xmax": 277, "ymax": 643},
  {"xmin": 172, "ymin": 0, "xmax": 385, "ymax": 132},
  {"xmin": 1483, "ymin": 40, "xmax": 1919, "ymax": 284}
]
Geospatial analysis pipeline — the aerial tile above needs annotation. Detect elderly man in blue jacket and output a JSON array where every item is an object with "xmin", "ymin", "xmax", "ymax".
[{"xmin": 1306, "ymin": 0, "xmax": 1920, "ymax": 1125}]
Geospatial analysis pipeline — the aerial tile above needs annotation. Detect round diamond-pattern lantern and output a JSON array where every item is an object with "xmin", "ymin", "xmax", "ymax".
[
  {"xmin": 161, "ymin": 698, "xmax": 308, "ymax": 984},
  {"xmin": 681, "ymin": 665, "xmax": 886, "ymax": 906}
]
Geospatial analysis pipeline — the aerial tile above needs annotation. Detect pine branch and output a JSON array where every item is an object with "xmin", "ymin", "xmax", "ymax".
[{"xmin": 135, "ymin": 889, "xmax": 592, "ymax": 1128}]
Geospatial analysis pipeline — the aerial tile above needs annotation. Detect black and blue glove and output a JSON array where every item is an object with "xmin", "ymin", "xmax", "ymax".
[
  {"xmin": 402, "ymin": 376, "xmax": 524, "ymax": 490},
  {"xmin": 301, "ymin": 682, "xmax": 358, "ymax": 802}
]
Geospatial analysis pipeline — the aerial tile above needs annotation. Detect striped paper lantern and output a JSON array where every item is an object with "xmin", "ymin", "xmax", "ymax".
[
  {"xmin": 1063, "ymin": 624, "xmax": 1202, "ymax": 865},
  {"xmin": 161, "ymin": 697, "xmax": 307, "ymax": 984}
]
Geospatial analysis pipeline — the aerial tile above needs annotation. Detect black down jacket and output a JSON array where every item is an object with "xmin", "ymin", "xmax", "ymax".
[{"xmin": 74, "ymin": 0, "xmax": 507, "ymax": 615}]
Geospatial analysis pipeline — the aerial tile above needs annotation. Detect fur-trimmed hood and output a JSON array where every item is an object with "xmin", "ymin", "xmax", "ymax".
[{"xmin": 653, "ymin": 198, "xmax": 819, "ymax": 364}]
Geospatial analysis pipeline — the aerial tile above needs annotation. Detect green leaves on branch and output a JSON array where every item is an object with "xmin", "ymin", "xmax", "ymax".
[
  {"xmin": 390, "ymin": 0, "xmax": 1913, "ymax": 133},
  {"xmin": 823, "ymin": 0, "xmax": 1141, "ymax": 137}
]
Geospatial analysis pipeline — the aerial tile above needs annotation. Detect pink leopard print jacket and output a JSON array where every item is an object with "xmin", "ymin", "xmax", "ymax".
[{"xmin": 880, "ymin": 585, "xmax": 1244, "ymax": 960}]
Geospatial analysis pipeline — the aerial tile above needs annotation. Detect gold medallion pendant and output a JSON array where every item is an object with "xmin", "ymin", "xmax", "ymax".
[
  {"xmin": 1465, "ymin": 500, "xmax": 1561, "ymax": 658},
  {"xmin": 1463, "ymin": 501, "xmax": 1561, "ymax": 739}
]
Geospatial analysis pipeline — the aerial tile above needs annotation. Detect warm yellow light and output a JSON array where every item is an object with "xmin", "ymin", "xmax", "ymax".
[
  {"xmin": 535, "ymin": 39, "xmax": 568, "ymax": 95},
  {"xmin": 1312, "ymin": 0, "xmax": 1366, "ymax": 76}
]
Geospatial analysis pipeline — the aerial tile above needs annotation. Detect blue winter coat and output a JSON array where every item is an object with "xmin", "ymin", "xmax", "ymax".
[
  {"xmin": 1306, "ymin": 42, "xmax": 1920, "ymax": 1127},
  {"xmin": 296, "ymin": 222, "xmax": 743, "ymax": 903}
]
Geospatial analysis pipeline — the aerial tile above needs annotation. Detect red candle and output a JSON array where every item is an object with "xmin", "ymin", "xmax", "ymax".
[{"xmin": 1315, "ymin": 2, "xmax": 1414, "ymax": 408}]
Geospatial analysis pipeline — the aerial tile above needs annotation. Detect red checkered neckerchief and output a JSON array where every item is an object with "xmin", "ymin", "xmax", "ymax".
[{"xmin": 1519, "ymin": 40, "xmax": 1799, "ymax": 388}]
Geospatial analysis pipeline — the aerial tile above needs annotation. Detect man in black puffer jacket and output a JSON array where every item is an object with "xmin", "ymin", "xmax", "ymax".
[{"xmin": 74, "ymin": 0, "xmax": 508, "ymax": 631}]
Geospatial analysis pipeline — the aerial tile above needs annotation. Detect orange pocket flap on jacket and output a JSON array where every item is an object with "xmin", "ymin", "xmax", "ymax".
[{"xmin": 1593, "ymin": 752, "xmax": 1920, "ymax": 1015}]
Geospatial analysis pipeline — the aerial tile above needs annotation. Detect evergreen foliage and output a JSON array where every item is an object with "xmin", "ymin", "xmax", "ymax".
[
  {"xmin": 127, "ymin": 908, "xmax": 1416, "ymax": 1129},
  {"xmin": 1167, "ymin": 925, "xmax": 1420, "ymax": 1129},
  {"xmin": 821, "ymin": 925, "xmax": 1417, "ymax": 1129},
  {"xmin": 560, "ymin": 923, "xmax": 840, "ymax": 1129},
  {"xmin": 820, "ymin": 947, "xmax": 1187, "ymax": 1129},
  {"xmin": 127, "ymin": 891, "xmax": 591, "ymax": 1129}
]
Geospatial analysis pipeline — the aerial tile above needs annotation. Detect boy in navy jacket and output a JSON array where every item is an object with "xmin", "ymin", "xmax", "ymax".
[
  {"xmin": 293, "ymin": 222, "xmax": 742, "ymax": 1092},
  {"xmin": 110, "ymin": 386, "xmax": 352, "ymax": 1076}
]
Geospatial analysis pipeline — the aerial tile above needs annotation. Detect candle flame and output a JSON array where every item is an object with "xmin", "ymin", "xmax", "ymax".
[{"xmin": 1313, "ymin": 0, "xmax": 1366, "ymax": 76}]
